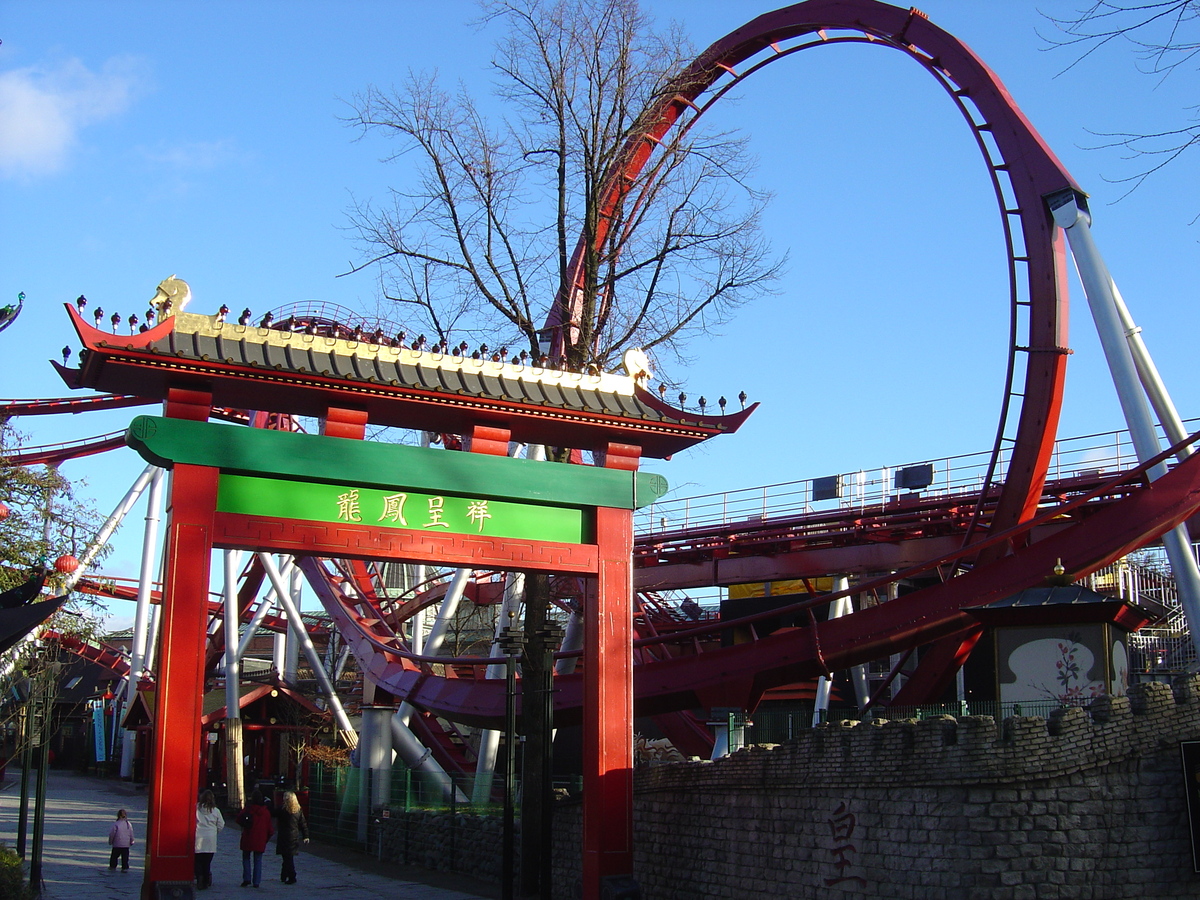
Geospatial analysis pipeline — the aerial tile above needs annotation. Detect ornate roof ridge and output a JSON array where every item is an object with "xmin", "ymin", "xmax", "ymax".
[{"xmin": 171, "ymin": 311, "xmax": 638, "ymax": 397}]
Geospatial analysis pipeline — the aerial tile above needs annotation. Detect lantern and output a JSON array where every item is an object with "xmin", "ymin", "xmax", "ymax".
[
  {"xmin": 0, "ymin": 501, "xmax": 8, "ymax": 520},
  {"xmin": 53, "ymin": 555, "xmax": 80, "ymax": 574}
]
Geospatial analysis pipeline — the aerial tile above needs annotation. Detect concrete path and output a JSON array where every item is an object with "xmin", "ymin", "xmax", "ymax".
[{"xmin": 0, "ymin": 768, "xmax": 499, "ymax": 899}]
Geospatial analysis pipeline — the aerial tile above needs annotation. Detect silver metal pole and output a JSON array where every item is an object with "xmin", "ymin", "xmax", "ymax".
[
  {"xmin": 120, "ymin": 466, "xmax": 165, "ymax": 778},
  {"xmin": 285, "ymin": 564, "xmax": 302, "ymax": 683},
  {"xmin": 223, "ymin": 550, "xmax": 245, "ymax": 715},
  {"xmin": 61, "ymin": 465, "xmax": 158, "ymax": 594},
  {"xmin": 473, "ymin": 572, "xmax": 526, "ymax": 804},
  {"xmin": 258, "ymin": 553, "xmax": 357, "ymax": 744},
  {"xmin": 554, "ymin": 609, "xmax": 584, "ymax": 676},
  {"xmin": 236, "ymin": 580, "xmax": 284, "ymax": 661},
  {"xmin": 811, "ymin": 586, "xmax": 854, "ymax": 727},
  {"xmin": 1108, "ymin": 281, "xmax": 1193, "ymax": 459},
  {"xmin": 224, "ymin": 549, "xmax": 246, "ymax": 809},
  {"xmin": 1050, "ymin": 189, "xmax": 1200, "ymax": 660}
]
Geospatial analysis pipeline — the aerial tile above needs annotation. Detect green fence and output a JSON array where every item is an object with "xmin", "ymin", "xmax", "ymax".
[{"xmin": 307, "ymin": 762, "xmax": 504, "ymax": 849}]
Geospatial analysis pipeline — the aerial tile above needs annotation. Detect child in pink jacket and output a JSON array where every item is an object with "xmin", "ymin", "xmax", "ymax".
[{"xmin": 107, "ymin": 809, "xmax": 135, "ymax": 871}]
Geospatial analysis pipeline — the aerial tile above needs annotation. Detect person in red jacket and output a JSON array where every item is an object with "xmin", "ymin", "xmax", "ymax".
[{"xmin": 237, "ymin": 790, "xmax": 274, "ymax": 887}]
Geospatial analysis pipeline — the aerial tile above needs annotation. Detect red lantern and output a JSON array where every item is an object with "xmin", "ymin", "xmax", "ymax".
[
  {"xmin": 53, "ymin": 555, "xmax": 80, "ymax": 574},
  {"xmin": 0, "ymin": 501, "xmax": 8, "ymax": 520}
]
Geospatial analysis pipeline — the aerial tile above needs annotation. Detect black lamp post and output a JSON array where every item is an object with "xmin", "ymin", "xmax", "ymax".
[
  {"xmin": 531, "ymin": 624, "xmax": 563, "ymax": 900},
  {"xmin": 498, "ymin": 623, "xmax": 525, "ymax": 900}
]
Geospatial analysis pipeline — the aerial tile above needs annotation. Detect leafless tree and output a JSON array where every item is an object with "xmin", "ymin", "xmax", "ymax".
[
  {"xmin": 343, "ymin": 0, "xmax": 781, "ymax": 374},
  {"xmin": 344, "ymin": 5, "xmax": 781, "ymax": 893},
  {"xmin": 1044, "ymin": 1, "xmax": 1200, "ymax": 198}
]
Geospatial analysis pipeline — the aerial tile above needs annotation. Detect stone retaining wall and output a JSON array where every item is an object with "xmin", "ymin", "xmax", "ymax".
[
  {"xmin": 550, "ymin": 678, "xmax": 1200, "ymax": 899},
  {"xmin": 375, "ymin": 678, "xmax": 1200, "ymax": 898}
]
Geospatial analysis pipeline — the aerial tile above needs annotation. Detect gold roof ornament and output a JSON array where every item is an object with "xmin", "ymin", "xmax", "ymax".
[
  {"xmin": 622, "ymin": 347, "xmax": 653, "ymax": 387},
  {"xmin": 152, "ymin": 275, "xmax": 190, "ymax": 321}
]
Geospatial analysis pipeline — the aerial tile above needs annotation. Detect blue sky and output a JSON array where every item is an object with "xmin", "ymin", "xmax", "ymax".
[{"xmin": 2, "ymin": 1, "xmax": 1198, "ymax": 607}]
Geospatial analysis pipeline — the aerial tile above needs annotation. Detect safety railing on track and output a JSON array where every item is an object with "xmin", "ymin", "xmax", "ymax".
[{"xmin": 636, "ymin": 418, "xmax": 1200, "ymax": 536}]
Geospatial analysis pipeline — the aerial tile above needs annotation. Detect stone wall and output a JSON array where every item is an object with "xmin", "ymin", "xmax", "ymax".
[
  {"xmin": 370, "ymin": 679, "xmax": 1200, "ymax": 898},
  {"xmin": 550, "ymin": 678, "xmax": 1200, "ymax": 899}
]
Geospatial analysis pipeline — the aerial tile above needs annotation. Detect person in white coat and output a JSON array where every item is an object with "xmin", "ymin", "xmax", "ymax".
[{"xmin": 194, "ymin": 789, "xmax": 225, "ymax": 890}]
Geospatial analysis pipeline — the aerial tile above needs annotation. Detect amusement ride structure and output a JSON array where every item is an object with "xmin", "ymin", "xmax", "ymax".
[{"xmin": 5, "ymin": 3, "xmax": 1200, "ymax": 899}]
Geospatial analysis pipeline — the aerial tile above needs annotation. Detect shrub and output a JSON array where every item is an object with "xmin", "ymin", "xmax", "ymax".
[{"xmin": 0, "ymin": 843, "xmax": 31, "ymax": 900}]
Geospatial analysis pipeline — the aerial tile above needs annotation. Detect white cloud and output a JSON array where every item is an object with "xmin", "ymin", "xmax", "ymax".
[{"xmin": 0, "ymin": 56, "xmax": 142, "ymax": 178}]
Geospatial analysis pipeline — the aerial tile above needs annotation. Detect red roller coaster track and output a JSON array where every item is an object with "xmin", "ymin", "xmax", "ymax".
[{"xmin": 13, "ymin": 2, "xmax": 1200, "ymax": 743}]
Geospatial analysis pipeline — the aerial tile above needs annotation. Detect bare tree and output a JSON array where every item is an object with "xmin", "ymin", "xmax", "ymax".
[
  {"xmin": 343, "ymin": 0, "xmax": 780, "ymax": 374},
  {"xmin": 344, "ymin": 5, "xmax": 781, "ymax": 894},
  {"xmin": 1045, "ymin": 1, "xmax": 1200, "ymax": 197}
]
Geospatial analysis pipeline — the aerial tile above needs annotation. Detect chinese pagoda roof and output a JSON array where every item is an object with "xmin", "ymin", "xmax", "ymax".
[
  {"xmin": 58, "ymin": 306, "xmax": 755, "ymax": 458},
  {"xmin": 963, "ymin": 584, "xmax": 1162, "ymax": 632}
]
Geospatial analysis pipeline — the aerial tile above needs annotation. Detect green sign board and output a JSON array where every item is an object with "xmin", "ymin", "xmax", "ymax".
[
  {"xmin": 126, "ymin": 416, "xmax": 669, "ymax": 511},
  {"xmin": 218, "ymin": 473, "xmax": 588, "ymax": 544}
]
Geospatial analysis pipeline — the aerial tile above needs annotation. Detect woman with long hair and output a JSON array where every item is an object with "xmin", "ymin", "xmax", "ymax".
[
  {"xmin": 272, "ymin": 790, "xmax": 309, "ymax": 885},
  {"xmin": 194, "ymin": 789, "xmax": 224, "ymax": 890}
]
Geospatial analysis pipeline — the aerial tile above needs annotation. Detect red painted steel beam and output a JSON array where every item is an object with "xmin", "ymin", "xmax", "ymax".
[
  {"xmin": 330, "ymin": 444, "xmax": 1200, "ymax": 728},
  {"xmin": 0, "ymin": 394, "xmax": 153, "ymax": 416},
  {"xmin": 8, "ymin": 431, "xmax": 127, "ymax": 465},
  {"xmin": 546, "ymin": 0, "xmax": 1076, "ymax": 542}
]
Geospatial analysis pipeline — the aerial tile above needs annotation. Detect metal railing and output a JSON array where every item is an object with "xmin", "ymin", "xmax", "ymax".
[{"xmin": 636, "ymin": 418, "xmax": 1200, "ymax": 537}]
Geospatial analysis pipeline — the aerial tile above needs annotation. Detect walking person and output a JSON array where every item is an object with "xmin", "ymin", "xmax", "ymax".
[
  {"xmin": 194, "ymin": 789, "xmax": 225, "ymax": 890},
  {"xmin": 272, "ymin": 790, "xmax": 310, "ymax": 885},
  {"xmin": 107, "ymin": 808, "xmax": 134, "ymax": 872},
  {"xmin": 237, "ymin": 789, "xmax": 274, "ymax": 888}
]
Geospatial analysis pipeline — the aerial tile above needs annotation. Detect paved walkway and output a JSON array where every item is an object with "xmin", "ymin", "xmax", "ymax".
[{"xmin": 0, "ymin": 768, "xmax": 498, "ymax": 899}]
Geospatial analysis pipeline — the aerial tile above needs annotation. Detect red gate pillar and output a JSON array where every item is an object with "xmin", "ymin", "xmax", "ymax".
[
  {"xmin": 142, "ymin": 461, "xmax": 217, "ymax": 898},
  {"xmin": 583, "ymin": 486, "xmax": 636, "ymax": 898}
]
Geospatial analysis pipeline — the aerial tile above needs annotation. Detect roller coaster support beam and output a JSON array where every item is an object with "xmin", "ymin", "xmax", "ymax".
[
  {"xmin": 0, "ymin": 464, "xmax": 158, "ymax": 682},
  {"xmin": 235, "ymin": 575, "xmax": 284, "ymax": 661},
  {"xmin": 120, "ymin": 466, "xmax": 164, "ymax": 779},
  {"xmin": 1109, "ymin": 282, "xmax": 1194, "ymax": 463},
  {"xmin": 395, "ymin": 567, "xmax": 472, "ymax": 727},
  {"xmin": 258, "ymin": 553, "xmax": 356, "ymax": 743},
  {"xmin": 224, "ymin": 550, "xmax": 246, "ymax": 809},
  {"xmin": 360, "ymin": 706, "xmax": 394, "ymax": 809},
  {"xmin": 1050, "ymin": 188, "xmax": 1200, "ymax": 660},
  {"xmin": 390, "ymin": 566, "xmax": 473, "ymax": 804},
  {"xmin": 474, "ymin": 571, "xmax": 526, "ymax": 806},
  {"xmin": 811, "ymin": 578, "xmax": 858, "ymax": 728},
  {"xmin": 286, "ymin": 564, "xmax": 302, "ymax": 683}
]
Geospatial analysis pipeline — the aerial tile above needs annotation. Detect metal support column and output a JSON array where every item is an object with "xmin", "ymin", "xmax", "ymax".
[
  {"xmin": 121, "ymin": 466, "xmax": 164, "ymax": 779},
  {"xmin": 812, "ymin": 580, "xmax": 856, "ymax": 726},
  {"xmin": 224, "ymin": 549, "xmax": 246, "ymax": 810},
  {"xmin": 473, "ymin": 573, "xmax": 525, "ymax": 805},
  {"xmin": 258, "ymin": 554, "xmax": 356, "ymax": 741},
  {"xmin": 361, "ymin": 706, "xmax": 394, "ymax": 808},
  {"xmin": 1049, "ymin": 189, "xmax": 1200, "ymax": 660}
]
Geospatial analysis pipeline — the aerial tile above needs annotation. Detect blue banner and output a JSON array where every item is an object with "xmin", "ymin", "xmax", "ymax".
[{"xmin": 93, "ymin": 706, "xmax": 107, "ymax": 762}]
